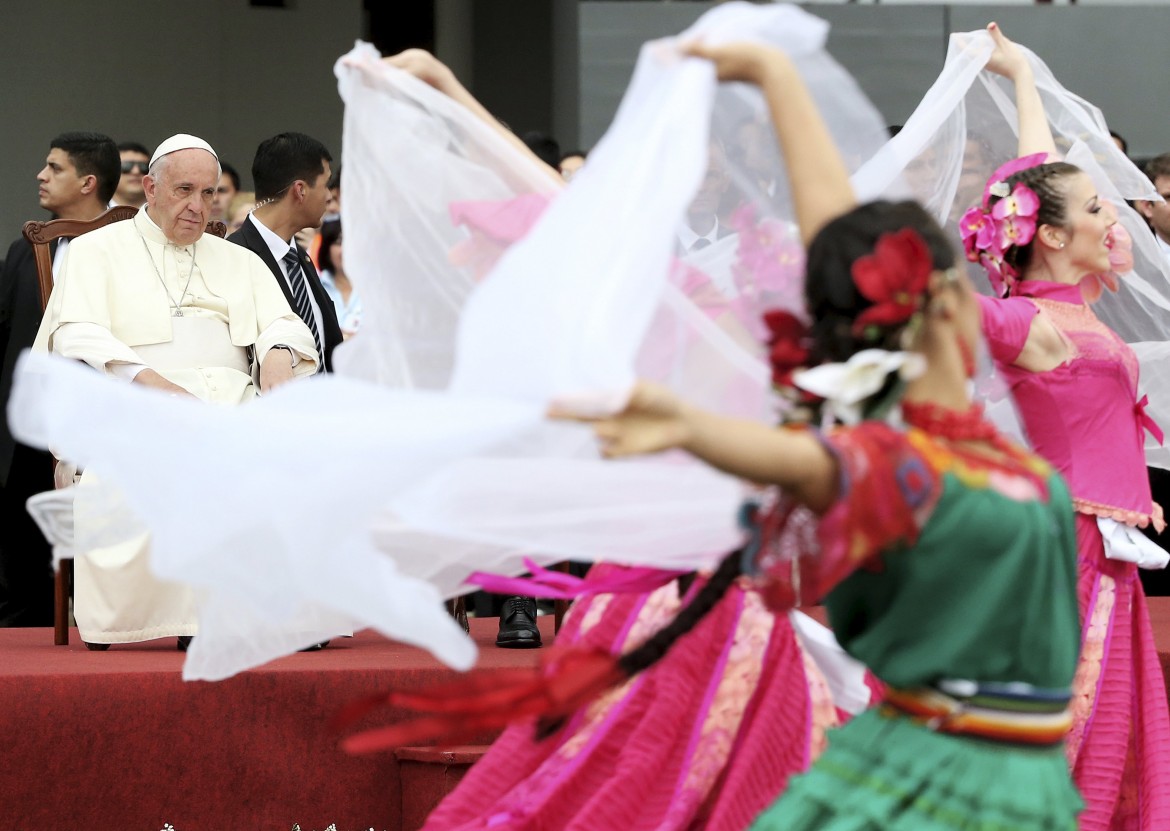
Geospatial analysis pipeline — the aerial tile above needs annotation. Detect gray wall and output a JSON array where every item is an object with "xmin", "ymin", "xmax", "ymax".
[
  {"xmin": 0, "ymin": 0, "xmax": 363, "ymax": 244},
  {"xmin": 579, "ymin": 3, "xmax": 1170, "ymax": 161},
  {"xmin": 6, "ymin": 1, "xmax": 1167, "ymax": 244},
  {"xmin": 435, "ymin": 0, "xmax": 580, "ymax": 150}
]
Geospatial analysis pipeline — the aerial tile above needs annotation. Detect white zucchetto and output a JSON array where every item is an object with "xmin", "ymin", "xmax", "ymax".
[{"xmin": 150, "ymin": 134, "xmax": 218, "ymax": 168}]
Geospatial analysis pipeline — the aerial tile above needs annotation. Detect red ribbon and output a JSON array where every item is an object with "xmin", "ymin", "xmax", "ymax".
[{"xmin": 1136, "ymin": 395, "xmax": 1164, "ymax": 445}]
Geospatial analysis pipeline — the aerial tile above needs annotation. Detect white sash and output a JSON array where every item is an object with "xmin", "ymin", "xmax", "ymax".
[{"xmin": 134, "ymin": 316, "xmax": 249, "ymax": 374}]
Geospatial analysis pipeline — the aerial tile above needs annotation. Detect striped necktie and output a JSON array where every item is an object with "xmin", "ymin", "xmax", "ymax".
[{"xmin": 282, "ymin": 248, "xmax": 323, "ymax": 367}]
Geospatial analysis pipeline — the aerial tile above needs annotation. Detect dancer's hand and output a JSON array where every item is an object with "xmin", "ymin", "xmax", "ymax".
[
  {"xmin": 682, "ymin": 40, "xmax": 790, "ymax": 87},
  {"xmin": 550, "ymin": 382, "xmax": 692, "ymax": 458},
  {"xmin": 984, "ymin": 22, "xmax": 1030, "ymax": 81},
  {"xmin": 383, "ymin": 49, "xmax": 461, "ymax": 97},
  {"xmin": 381, "ymin": 48, "xmax": 563, "ymax": 183}
]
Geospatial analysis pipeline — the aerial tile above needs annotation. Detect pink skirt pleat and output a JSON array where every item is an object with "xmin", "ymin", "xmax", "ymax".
[
  {"xmin": 423, "ymin": 569, "xmax": 823, "ymax": 831},
  {"xmin": 1070, "ymin": 516, "xmax": 1170, "ymax": 831}
]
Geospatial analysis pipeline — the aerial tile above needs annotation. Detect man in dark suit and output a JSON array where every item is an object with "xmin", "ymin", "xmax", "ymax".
[
  {"xmin": 0, "ymin": 131, "xmax": 120, "ymax": 625},
  {"xmin": 228, "ymin": 132, "xmax": 342, "ymax": 372}
]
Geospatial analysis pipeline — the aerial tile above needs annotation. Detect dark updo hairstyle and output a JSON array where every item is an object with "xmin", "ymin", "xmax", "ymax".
[
  {"xmin": 990, "ymin": 161, "xmax": 1080, "ymax": 276},
  {"xmin": 804, "ymin": 200, "xmax": 955, "ymax": 366}
]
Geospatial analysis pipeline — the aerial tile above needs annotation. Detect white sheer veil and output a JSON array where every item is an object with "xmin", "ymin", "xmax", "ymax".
[
  {"xmin": 853, "ymin": 29, "xmax": 1170, "ymax": 467},
  {"xmin": 7, "ymin": 2, "xmax": 889, "ymax": 679}
]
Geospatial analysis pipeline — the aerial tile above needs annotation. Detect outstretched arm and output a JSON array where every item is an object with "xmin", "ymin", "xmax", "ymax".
[
  {"xmin": 383, "ymin": 49, "xmax": 564, "ymax": 185},
  {"xmin": 553, "ymin": 382, "xmax": 838, "ymax": 512},
  {"xmin": 684, "ymin": 41, "xmax": 855, "ymax": 247},
  {"xmin": 984, "ymin": 22, "xmax": 1058, "ymax": 159}
]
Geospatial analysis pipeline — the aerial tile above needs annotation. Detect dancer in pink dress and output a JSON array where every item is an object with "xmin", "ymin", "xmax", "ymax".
[
  {"xmin": 422, "ymin": 567, "xmax": 843, "ymax": 831},
  {"xmin": 963, "ymin": 24, "xmax": 1170, "ymax": 831},
  {"xmin": 362, "ymin": 43, "xmax": 865, "ymax": 831}
]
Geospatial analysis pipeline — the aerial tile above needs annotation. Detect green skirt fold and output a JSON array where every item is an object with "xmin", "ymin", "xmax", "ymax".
[{"xmin": 751, "ymin": 708, "xmax": 1082, "ymax": 831}]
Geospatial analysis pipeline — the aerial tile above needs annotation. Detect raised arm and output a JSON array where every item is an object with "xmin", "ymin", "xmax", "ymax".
[
  {"xmin": 684, "ymin": 41, "xmax": 855, "ymax": 247},
  {"xmin": 984, "ymin": 23, "xmax": 1058, "ymax": 159},
  {"xmin": 383, "ymin": 49, "xmax": 564, "ymax": 186},
  {"xmin": 554, "ymin": 381, "xmax": 838, "ymax": 512}
]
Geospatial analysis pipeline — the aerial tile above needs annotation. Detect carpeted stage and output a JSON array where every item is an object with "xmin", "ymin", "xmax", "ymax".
[
  {"xmin": 0, "ymin": 617, "xmax": 555, "ymax": 831},
  {"xmin": 3, "ymin": 601, "xmax": 1170, "ymax": 831}
]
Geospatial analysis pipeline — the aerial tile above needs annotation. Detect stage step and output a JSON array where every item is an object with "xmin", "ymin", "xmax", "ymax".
[{"xmin": 395, "ymin": 745, "xmax": 489, "ymax": 830}]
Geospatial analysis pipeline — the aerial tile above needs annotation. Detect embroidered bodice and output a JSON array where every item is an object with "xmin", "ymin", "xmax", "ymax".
[{"xmin": 751, "ymin": 422, "xmax": 1079, "ymax": 691}]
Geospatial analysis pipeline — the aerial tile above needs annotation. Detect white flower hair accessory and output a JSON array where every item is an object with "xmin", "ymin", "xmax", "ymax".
[{"xmin": 793, "ymin": 349, "xmax": 926, "ymax": 425}]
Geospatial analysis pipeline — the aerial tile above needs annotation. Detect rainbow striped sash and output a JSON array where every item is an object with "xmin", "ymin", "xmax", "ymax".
[{"xmin": 882, "ymin": 680, "xmax": 1072, "ymax": 746}]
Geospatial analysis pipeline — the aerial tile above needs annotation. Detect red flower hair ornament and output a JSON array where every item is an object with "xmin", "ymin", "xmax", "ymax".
[
  {"xmin": 850, "ymin": 228, "xmax": 934, "ymax": 338},
  {"xmin": 763, "ymin": 309, "xmax": 811, "ymax": 389}
]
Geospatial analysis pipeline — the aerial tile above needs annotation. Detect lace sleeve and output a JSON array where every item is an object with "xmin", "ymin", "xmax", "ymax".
[{"xmin": 752, "ymin": 422, "xmax": 942, "ymax": 610}]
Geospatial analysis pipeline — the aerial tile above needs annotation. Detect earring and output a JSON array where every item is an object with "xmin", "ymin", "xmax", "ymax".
[{"xmin": 1058, "ymin": 241, "xmax": 1066, "ymax": 249}]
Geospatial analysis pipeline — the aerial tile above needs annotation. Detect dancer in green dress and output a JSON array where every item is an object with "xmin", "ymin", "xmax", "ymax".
[{"xmin": 575, "ymin": 39, "xmax": 1084, "ymax": 831}]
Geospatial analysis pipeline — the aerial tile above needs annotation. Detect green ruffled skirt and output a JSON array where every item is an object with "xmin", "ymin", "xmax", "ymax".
[{"xmin": 751, "ymin": 708, "xmax": 1082, "ymax": 830}]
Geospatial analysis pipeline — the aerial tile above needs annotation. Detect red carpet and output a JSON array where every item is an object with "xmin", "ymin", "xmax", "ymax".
[
  {"xmin": 0, "ymin": 618, "xmax": 553, "ymax": 831},
  {"xmin": 3, "ymin": 601, "xmax": 1170, "ymax": 831}
]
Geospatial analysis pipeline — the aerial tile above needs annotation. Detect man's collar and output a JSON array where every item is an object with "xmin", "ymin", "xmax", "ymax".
[
  {"xmin": 248, "ymin": 212, "xmax": 298, "ymax": 263},
  {"xmin": 677, "ymin": 217, "xmax": 719, "ymax": 249}
]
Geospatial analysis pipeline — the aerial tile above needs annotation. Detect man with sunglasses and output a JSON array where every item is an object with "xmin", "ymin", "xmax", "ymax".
[
  {"xmin": 0, "ymin": 131, "xmax": 120, "ymax": 627},
  {"xmin": 111, "ymin": 141, "xmax": 152, "ymax": 208}
]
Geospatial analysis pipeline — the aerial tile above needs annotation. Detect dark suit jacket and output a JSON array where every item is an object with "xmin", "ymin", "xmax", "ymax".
[
  {"xmin": 228, "ymin": 217, "xmax": 343, "ymax": 372},
  {"xmin": 0, "ymin": 237, "xmax": 56, "ymax": 486}
]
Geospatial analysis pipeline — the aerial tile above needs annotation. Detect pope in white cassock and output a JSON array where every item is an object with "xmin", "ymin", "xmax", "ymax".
[{"xmin": 32, "ymin": 134, "xmax": 318, "ymax": 647}]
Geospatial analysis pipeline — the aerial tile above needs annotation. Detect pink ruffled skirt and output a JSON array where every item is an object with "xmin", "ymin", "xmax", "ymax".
[
  {"xmin": 1068, "ymin": 515, "xmax": 1170, "ymax": 830},
  {"xmin": 423, "ymin": 570, "xmax": 840, "ymax": 831}
]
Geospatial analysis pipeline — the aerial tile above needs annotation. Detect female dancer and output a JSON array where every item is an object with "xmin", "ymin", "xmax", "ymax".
[
  {"xmin": 960, "ymin": 24, "xmax": 1170, "ymax": 831},
  {"xmin": 379, "ymin": 46, "xmax": 856, "ymax": 831},
  {"xmin": 363, "ymin": 38, "xmax": 1084, "ymax": 831}
]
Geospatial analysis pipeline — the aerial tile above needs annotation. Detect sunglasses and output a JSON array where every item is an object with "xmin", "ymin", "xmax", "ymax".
[{"xmin": 121, "ymin": 160, "xmax": 149, "ymax": 174}]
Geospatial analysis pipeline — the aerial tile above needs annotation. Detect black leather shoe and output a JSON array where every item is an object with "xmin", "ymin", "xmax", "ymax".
[
  {"xmin": 299, "ymin": 640, "xmax": 330, "ymax": 652},
  {"xmin": 496, "ymin": 596, "xmax": 542, "ymax": 648},
  {"xmin": 177, "ymin": 636, "xmax": 193, "ymax": 652}
]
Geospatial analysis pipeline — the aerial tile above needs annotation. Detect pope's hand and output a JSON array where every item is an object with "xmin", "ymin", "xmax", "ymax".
[
  {"xmin": 132, "ymin": 368, "xmax": 197, "ymax": 399},
  {"xmin": 550, "ymin": 381, "xmax": 692, "ymax": 459},
  {"xmin": 259, "ymin": 347, "xmax": 297, "ymax": 394}
]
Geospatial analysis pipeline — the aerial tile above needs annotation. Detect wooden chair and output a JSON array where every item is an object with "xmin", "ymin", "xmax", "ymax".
[{"xmin": 22, "ymin": 208, "xmax": 227, "ymax": 645}]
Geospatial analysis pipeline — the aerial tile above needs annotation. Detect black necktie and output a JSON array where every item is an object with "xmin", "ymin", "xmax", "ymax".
[
  {"xmin": 690, "ymin": 237, "xmax": 711, "ymax": 252},
  {"xmin": 282, "ymin": 249, "xmax": 323, "ymax": 366}
]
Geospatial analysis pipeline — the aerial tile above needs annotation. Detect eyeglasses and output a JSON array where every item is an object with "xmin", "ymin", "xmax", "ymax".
[{"xmin": 121, "ymin": 160, "xmax": 149, "ymax": 174}]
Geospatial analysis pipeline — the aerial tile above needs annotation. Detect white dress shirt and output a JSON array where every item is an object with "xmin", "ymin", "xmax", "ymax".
[{"xmin": 247, "ymin": 213, "xmax": 328, "ymax": 343}]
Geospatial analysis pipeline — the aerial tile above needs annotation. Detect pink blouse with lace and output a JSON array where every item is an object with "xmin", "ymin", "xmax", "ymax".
[{"xmin": 978, "ymin": 280, "xmax": 1164, "ymax": 530}]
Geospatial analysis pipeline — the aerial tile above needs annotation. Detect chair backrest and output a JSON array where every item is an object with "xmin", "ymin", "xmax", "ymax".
[{"xmin": 21, "ymin": 207, "xmax": 228, "ymax": 311}]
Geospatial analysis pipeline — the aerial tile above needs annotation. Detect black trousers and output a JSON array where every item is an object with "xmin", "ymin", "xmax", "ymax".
[
  {"xmin": 1140, "ymin": 466, "xmax": 1170, "ymax": 597},
  {"xmin": 0, "ymin": 443, "xmax": 55, "ymax": 626}
]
